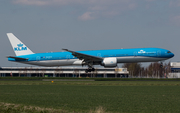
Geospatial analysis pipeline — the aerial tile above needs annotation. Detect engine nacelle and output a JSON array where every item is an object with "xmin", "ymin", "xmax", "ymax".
[{"xmin": 101, "ymin": 58, "xmax": 117, "ymax": 67}]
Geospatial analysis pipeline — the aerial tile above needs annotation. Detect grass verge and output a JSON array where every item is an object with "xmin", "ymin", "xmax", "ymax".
[{"xmin": 0, "ymin": 102, "xmax": 107, "ymax": 113}]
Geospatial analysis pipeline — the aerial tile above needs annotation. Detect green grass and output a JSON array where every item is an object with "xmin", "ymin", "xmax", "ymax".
[
  {"xmin": 0, "ymin": 80, "xmax": 180, "ymax": 86},
  {"xmin": 0, "ymin": 81, "xmax": 180, "ymax": 113},
  {"xmin": 1, "ymin": 77, "xmax": 180, "ymax": 81}
]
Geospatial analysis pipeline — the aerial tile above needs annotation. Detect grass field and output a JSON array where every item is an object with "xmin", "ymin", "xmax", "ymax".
[{"xmin": 0, "ymin": 80, "xmax": 180, "ymax": 113}]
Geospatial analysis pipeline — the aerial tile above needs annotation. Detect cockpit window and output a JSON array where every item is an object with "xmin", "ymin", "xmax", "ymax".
[{"xmin": 167, "ymin": 51, "xmax": 171, "ymax": 53}]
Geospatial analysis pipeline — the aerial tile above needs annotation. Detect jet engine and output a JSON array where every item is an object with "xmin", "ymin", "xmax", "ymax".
[{"xmin": 101, "ymin": 58, "xmax": 117, "ymax": 67}]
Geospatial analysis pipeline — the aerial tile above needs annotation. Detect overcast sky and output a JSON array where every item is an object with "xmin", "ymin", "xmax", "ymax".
[{"xmin": 0, "ymin": 0, "xmax": 180, "ymax": 67}]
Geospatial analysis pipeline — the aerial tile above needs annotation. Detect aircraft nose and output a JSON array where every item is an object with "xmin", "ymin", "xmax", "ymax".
[{"xmin": 170, "ymin": 53, "xmax": 174, "ymax": 58}]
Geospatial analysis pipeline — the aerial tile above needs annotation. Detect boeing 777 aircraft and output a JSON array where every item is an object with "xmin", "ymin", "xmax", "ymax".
[{"xmin": 7, "ymin": 33, "xmax": 174, "ymax": 73}]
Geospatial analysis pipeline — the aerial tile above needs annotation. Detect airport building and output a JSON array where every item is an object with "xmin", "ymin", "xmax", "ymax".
[
  {"xmin": 169, "ymin": 62, "xmax": 180, "ymax": 78},
  {"xmin": 0, "ymin": 67, "xmax": 129, "ymax": 78}
]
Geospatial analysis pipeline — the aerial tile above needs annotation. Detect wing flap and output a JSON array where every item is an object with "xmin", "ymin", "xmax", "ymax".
[{"xmin": 62, "ymin": 49, "xmax": 103, "ymax": 62}]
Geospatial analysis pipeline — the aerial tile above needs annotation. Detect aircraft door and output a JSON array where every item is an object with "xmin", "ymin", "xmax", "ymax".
[
  {"xmin": 66, "ymin": 55, "xmax": 70, "ymax": 60},
  {"xmin": 36, "ymin": 56, "xmax": 40, "ymax": 61},
  {"xmin": 97, "ymin": 53, "xmax": 101, "ymax": 57},
  {"xmin": 134, "ymin": 52, "xmax": 137, "ymax": 57},
  {"xmin": 157, "ymin": 51, "xmax": 161, "ymax": 56}
]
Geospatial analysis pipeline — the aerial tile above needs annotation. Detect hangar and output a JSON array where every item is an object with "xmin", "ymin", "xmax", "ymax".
[{"xmin": 0, "ymin": 67, "xmax": 129, "ymax": 78}]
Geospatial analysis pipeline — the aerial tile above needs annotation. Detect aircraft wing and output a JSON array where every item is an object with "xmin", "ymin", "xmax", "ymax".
[
  {"xmin": 62, "ymin": 49, "xmax": 103, "ymax": 63},
  {"xmin": 7, "ymin": 56, "xmax": 29, "ymax": 61}
]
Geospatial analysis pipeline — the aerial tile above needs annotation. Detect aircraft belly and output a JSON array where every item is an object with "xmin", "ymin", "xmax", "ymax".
[
  {"xmin": 117, "ymin": 56, "xmax": 168, "ymax": 63},
  {"xmin": 22, "ymin": 59, "xmax": 77, "ymax": 66},
  {"xmin": 42, "ymin": 60, "xmax": 76, "ymax": 66}
]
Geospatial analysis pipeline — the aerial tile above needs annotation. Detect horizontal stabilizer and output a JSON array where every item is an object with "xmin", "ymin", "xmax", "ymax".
[{"xmin": 7, "ymin": 56, "xmax": 28, "ymax": 61}]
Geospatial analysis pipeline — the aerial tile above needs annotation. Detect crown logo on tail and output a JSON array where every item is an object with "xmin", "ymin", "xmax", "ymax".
[{"xmin": 17, "ymin": 43, "xmax": 23, "ymax": 47}]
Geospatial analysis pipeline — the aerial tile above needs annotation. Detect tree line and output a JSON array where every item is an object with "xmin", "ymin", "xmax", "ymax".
[{"xmin": 122, "ymin": 62, "xmax": 171, "ymax": 78}]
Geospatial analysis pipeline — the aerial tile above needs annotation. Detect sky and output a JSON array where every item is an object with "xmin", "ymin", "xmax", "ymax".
[{"xmin": 0, "ymin": 0, "xmax": 180, "ymax": 67}]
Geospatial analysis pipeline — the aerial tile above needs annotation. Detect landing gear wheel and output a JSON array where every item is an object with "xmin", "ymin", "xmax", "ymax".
[
  {"xmin": 85, "ymin": 68, "xmax": 95, "ymax": 73},
  {"xmin": 85, "ymin": 69, "xmax": 88, "ymax": 73},
  {"xmin": 91, "ymin": 68, "xmax": 95, "ymax": 71}
]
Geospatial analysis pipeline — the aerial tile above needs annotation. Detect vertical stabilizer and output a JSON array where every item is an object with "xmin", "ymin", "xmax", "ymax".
[{"xmin": 7, "ymin": 33, "xmax": 34, "ymax": 56}]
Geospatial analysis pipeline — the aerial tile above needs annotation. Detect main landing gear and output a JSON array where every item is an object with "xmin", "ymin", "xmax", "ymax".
[
  {"xmin": 83, "ymin": 62, "xmax": 95, "ymax": 73},
  {"xmin": 85, "ymin": 68, "xmax": 95, "ymax": 73}
]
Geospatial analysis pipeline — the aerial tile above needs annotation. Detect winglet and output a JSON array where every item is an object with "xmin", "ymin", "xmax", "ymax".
[{"xmin": 62, "ymin": 48, "xmax": 68, "ymax": 51}]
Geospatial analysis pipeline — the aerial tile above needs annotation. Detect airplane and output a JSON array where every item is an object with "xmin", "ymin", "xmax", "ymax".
[{"xmin": 7, "ymin": 33, "xmax": 174, "ymax": 73}]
